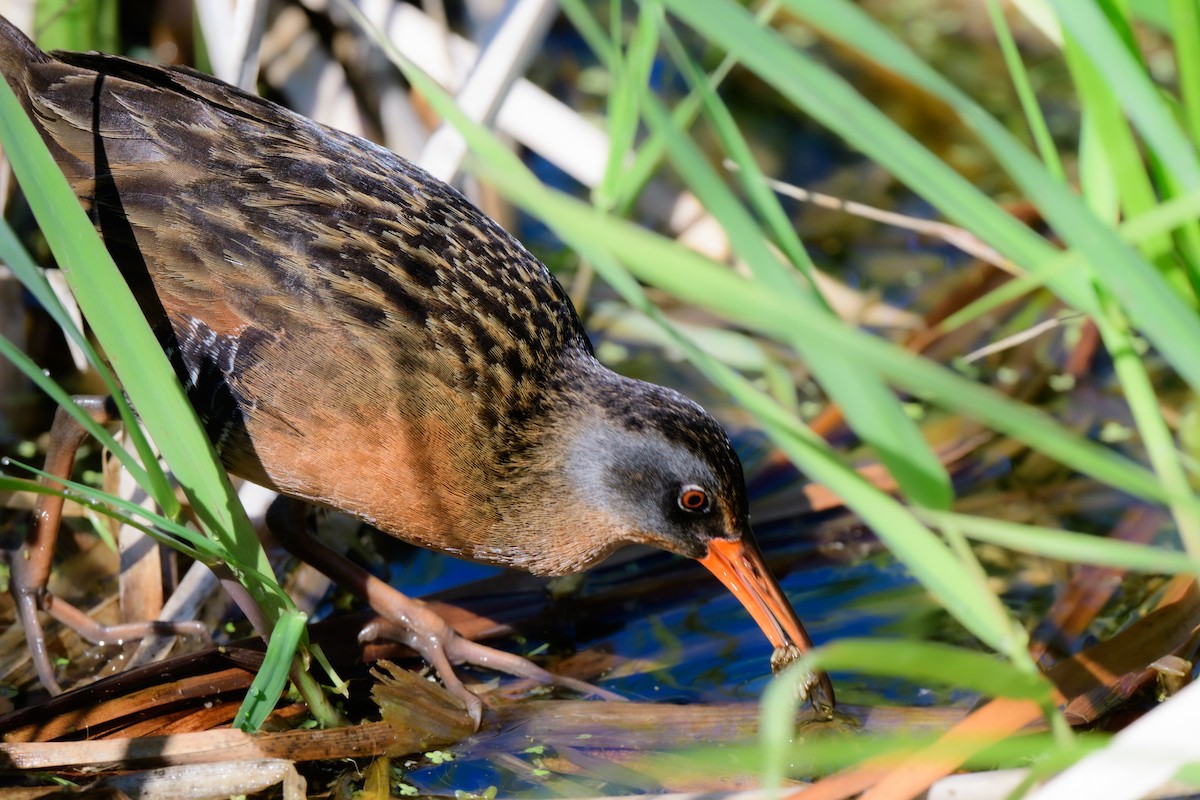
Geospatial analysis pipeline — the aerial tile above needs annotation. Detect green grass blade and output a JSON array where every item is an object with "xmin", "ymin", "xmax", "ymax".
[
  {"xmin": 761, "ymin": 639, "xmax": 1058, "ymax": 787},
  {"xmin": 564, "ymin": 0, "xmax": 785, "ymax": 219},
  {"xmin": 502, "ymin": 193, "xmax": 1167, "ymax": 505},
  {"xmin": 1171, "ymin": 0, "xmax": 1200, "ymax": 144},
  {"xmin": 0, "ymin": 330, "xmax": 156, "ymax": 489},
  {"xmin": 1064, "ymin": 29, "xmax": 1174, "ymax": 265},
  {"xmin": 1, "ymin": 472, "xmax": 216, "ymax": 565},
  {"xmin": 1093, "ymin": 288, "xmax": 1200, "ymax": 554},
  {"xmin": 0, "ymin": 219, "xmax": 115, "ymax": 387},
  {"xmin": 0, "ymin": 54, "xmax": 304, "ymax": 729},
  {"xmin": 688, "ymin": 0, "xmax": 1200, "ymax": 395},
  {"xmin": 637, "ymin": 91, "xmax": 952, "ymax": 508},
  {"xmin": 663, "ymin": 0, "xmax": 1073, "ymax": 292},
  {"xmin": 655, "ymin": 18, "xmax": 953, "ymax": 507},
  {"xmin": 796, "ymin": 640, "xmax": 1055, "ymax": 700},
  {"xmin": 0, "ymin": 216, "xmax": 185, "ymax": 502},
  {"xmin": 1057, "ymin": 11, "xmax": 1200, "ymax": 554},
  {"xmin": 0, "ymin": 67, "xmax": 271, "ymax": 591},
  {"xmin": 595, "ymin": 4, "xmax": 658, "ymax": 211},
  {"xmin": 655, "ymin": 18, "xmax": 820, "ymax": 295},
  {"xmin": 1167, "ymin": 0, "xmax": 1200, "ymax": 297},
  {"xmin": 234, "ymin": 610, "xmax": 308, "ymax": 731},
  {"xmin": 985, "ymin": 0, "xmax": 1064, "ymax": 181},
  {"xmin": 920, "ymin": 510, "xmax": 1198, "ymax": 573},
  {"xmin": 34, "ymin": 0, "xmax": 118, "ymax": 53},
  {"xmin": 1050, "ymin": 0, "xmax": 1200, "ymax": 190},
  {"xmin": 0, "ymin": 227, "xmax": 172, "ymax": 508},
  {"xmin": 559, "ymin": 0, "xmax": 611, "ymax": 58},
  {"xmin": 940, "ymin": 189, "xmax": 1200, "ymax": 335}
]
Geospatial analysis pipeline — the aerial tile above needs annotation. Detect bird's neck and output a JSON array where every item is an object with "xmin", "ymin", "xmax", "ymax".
[{"xmin": 475, "ymin": 351, "xmax": 645, "ymax": 575}]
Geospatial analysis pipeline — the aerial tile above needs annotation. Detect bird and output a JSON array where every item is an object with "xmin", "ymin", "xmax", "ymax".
[{"xmin": 0, "ymin": 15, "xmax": 834, "ymax": 722}]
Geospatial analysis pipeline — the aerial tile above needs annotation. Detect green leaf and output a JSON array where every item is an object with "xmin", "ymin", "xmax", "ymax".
[
  {"xmin": 595, "ymin": 4, "xmax": 658, "ymax": 211},
  {"xmin": 653, "ymin": 21, "xmax": 951, "ymax": 508},
  {"xmin": 0, "ymin": 38, "xmax": 273, "ymax": 606},
  {"xmin": 921, "ymin": 510, "xmax": 1199, "ymax": 574},
  {"xmin": 760, "ymin": 639, "xmax": 1056, "ymax": 788},
  {"xmin": 669, "ymin": 0, "xmax": 1200, "ymax": 396},
  {"xmin": 1051, "ymin": 0, "xmax": 1200, "ymax": 191},
  {"xmin": 234, "ymin": 610, "xmax": 308, "ymax": 731},
  {"xmin": 638, "ymin": 96, "xmax": 951, "ymax": 508},
  {"xmin": 0, "ymin": 44, "xmax": 299, "ymax": 730}
]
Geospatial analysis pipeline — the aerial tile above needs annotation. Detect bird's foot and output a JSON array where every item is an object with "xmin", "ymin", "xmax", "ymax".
[
  {"xmin": 266, "ymin": 497, "xmax": 621, "ymax": 728},
  {"xmin": 360, "ymin": 597, "xmax": 622, "ymax": 728}
]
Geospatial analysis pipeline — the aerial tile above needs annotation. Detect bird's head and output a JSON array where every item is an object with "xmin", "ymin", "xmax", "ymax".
[{"xmin": 526, "ymin": 359, "xmax": 835, "ymax": 716}]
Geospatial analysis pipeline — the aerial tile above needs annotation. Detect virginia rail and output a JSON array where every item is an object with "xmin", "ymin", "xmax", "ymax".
[{"xmin": 0, "ymin": 16, "xmax": 835, "ymax": 721}]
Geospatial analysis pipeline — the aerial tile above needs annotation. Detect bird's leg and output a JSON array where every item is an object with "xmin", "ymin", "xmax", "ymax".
[
  {"xmin": 266, "ymin": 496, "xmax": 621, "ymax": 727},
  {"xmin": 10, "ymin": 396, "xmax": 209, "ymax": 695},
  {"xmin": 9, "ymin": 398, "xmax": 101, "ymax": 693}
]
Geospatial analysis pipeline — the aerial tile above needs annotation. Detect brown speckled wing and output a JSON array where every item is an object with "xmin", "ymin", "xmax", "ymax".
[{"xmin": 14, "ymin": 48, "xmax": 591, "ymax": 512}]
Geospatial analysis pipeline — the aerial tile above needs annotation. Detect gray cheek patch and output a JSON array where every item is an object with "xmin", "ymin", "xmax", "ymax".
[{"xmin": 567, "ymin": 423, "xmax": 718, "ymax": 536}]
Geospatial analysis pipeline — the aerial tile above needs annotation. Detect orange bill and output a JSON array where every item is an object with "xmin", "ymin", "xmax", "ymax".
[{"xmin": 699, "ymin": 536, "xmax": 836, "ymax": 717}]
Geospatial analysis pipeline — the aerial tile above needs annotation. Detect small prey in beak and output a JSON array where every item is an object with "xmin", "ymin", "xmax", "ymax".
[{"xmin": 699, "ymin": 536, "xmax": 836, "ymax": 718}]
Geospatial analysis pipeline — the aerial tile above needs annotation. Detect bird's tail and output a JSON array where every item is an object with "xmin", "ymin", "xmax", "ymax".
[{"xmin": 0, "ymin": 15, "xmax": 48, "ymax": 112}]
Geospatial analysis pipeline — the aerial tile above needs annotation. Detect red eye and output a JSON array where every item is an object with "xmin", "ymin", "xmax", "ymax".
[{"xmin": 678, "ymin": 485, "xmax": 711, "ymax": 513}]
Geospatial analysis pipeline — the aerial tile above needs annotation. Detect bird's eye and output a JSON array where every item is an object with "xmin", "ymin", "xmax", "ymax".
[{"xmin": 678, "ymin": 485, "xmax": 712, "ymax": 513}]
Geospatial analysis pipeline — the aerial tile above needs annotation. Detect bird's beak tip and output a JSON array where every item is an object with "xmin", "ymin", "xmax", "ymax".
[{"xmin": 698, "ymin": 536, "xmax": 836, "ymax": 715}]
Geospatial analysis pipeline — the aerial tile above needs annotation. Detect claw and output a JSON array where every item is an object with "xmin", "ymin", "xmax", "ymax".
[
  {"xmin": 271, "ymin": 497, "xmax": 622, "ymax": 729},
  {"xmin": 361, "ymin": 602, "xmax": 624, "ymax": 730},
  {"xmin": 361, "ymin": 616, "xmax": 483, "ymax": 727}
]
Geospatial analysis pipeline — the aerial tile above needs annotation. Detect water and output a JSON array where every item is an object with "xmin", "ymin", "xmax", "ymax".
[{"xmin": 364, "ymin": 489, "xmax": 945, "ymax": 794}]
